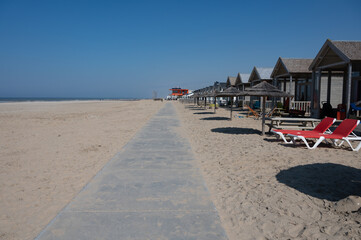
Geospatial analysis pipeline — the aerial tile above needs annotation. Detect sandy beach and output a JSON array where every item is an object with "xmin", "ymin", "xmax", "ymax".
[
  {"xmin": 0, "ymin": 100, "xmax": 164, "ymax": 240},
  {"xmin": 175, "ymin": 102, "xmax": 361, "ymax": 240},
  {"xmin": 1, "ymin": 100, "xmax": 360, "ymax": 240}
]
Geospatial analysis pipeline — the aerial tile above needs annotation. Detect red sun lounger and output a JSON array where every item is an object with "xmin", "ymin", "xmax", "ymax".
[
  {"xmin": 288, "ymin": 119, "xmax": 360, "ymax": 151},
  {"xmin": 271, "ymin": 117, "xmax": 335, "ymax": 143}
]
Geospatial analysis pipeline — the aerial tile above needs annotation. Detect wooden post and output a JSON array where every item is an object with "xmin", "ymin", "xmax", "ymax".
[
  {"xmin": 230, "ymin": 97, "xmax": 233, "ymax": 120},
  {"xmin": 311, "ymin": 70, "xmax": 321, "ymax": 118},
  {"xmin": 346, "ymin": 63, "xmax": 352, "ymax": 117},
  {"xmin": 262, "ymin": 96, "xmax": 266, "ymax": 135},
  {"xmin": 289, "ymin": 75, "xmax": 293, "ymax": 110},
  {"xmin": 283, "ymin": 78, "xmax": 287, "ymax": 105},
  {"xmin": 204, "ymin": 97, "xmax": 206, "ymax": 110},
  {"xmin": 214, "ymin": 96, "xmax": 216, "ymax": 114},
  {"xmin": 310, "ymin": 71, "xmax": 315, "ymax": 117},
  {"xmin": 327, "ymin": 71, "xmax": 332, "ymax": 104},
  {"xmin": 275, "ymin": 77, "xmax": 279, "ymax": 107},
  {"xmin": 316, "ymin": 70, "xmax": 322, "ymax": 118},
  {"xmin": 272, "ymin": 78, "xmax": 276, "ymax": 107}
]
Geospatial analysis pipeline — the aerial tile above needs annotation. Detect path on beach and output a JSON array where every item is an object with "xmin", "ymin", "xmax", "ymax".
[{"xmin": 36, "ymin": 102, "xmax": 227, "ymax": 240}]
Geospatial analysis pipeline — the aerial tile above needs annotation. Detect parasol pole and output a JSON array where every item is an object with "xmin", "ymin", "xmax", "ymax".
[
  {"xmin": 230, "ymin": 97, "xmax": 233, "ymax": 120},
  {"xmin": 214, "ymin": 96, "xmax": 216, "ymax": 114},
  {"xmin": 262, "ymin": 96, "xmax": 266, "ymax": 135}
]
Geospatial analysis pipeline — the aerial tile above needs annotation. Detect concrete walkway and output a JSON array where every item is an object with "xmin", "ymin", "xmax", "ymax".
[{"xmin": 36, "ymin": 103, "xmax": 228, "ymax": 240}]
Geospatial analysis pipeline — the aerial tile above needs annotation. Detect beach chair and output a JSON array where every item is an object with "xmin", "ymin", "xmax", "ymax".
[
  {"xmin": 270, "ymin": 117, "xmax": 335, "ymax": 143},
  {"xmin": 265, "ymin": 106, "xmax": 277, "ymax": 118},
  {"xmin": 245, "ymin": 105, "xmax": 260, "ymax": 119},
  {"xmin": 288, "ymin": 119, "xmax": 361, "ymax": 151}
]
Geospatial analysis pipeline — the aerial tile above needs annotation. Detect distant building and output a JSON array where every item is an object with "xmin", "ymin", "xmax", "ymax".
[{"xmin": 169, "ymin": 88, "xmax": 189, "ymax": 99}]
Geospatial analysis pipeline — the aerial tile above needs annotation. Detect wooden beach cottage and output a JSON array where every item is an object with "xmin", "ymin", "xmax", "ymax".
[
  {"xmin": 309, "ymin": 39, "xmax": 361, "ymax": 118},
  {"xmin": 271, "ymin": 58, "xmax": 314, "ymax": 115},
  {"xmin": 248, "ymin": 67, "xmax": 273, "ymax": 108},
  {"xmin": 235, "ymin": 72, "xmax": 251, "ymax": 91},
  {"xmin": 226, "ymin": 76, "xmax": 238, "ymax": 87},
  {"xmin": 248, "ymin": 67, "xmax": 273, "ymax": 86},
  {"xmin": 235, "ymin": 73, "xmax": 251, "ymax": 107}
]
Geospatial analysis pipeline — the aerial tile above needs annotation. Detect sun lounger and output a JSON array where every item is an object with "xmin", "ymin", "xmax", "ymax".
[
  {"xmin": 288, "ymin": 119, "xmax": 360, "ymax": 151},
  {"xmin": 270, "ymin": 117, "xmax": 335, "ymax": 143},
  {"xmin": 245, "ymin": 105, "xmax": 260, "ymax": 119},
  {"xmin": 265, "ymin": 106, "xmax": 277, "ymax": 118},
  {"xmin": 333, "ymin": 136, "xmax": 361, "ymax": 151}
]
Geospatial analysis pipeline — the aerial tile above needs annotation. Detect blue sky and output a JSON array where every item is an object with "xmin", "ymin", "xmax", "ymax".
[{"xmin": 1, "ymin": 0, "xmax": 361, "ymax": 98}]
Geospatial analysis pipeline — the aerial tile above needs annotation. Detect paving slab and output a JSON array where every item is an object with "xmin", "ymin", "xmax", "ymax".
[{"xmin": 36, "ymin": 102, "xmax": 228, "ymax": 240}]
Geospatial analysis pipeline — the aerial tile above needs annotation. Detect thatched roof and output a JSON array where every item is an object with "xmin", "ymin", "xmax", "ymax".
[
  {"xmin": 309, "ymin": 39, "xmax": 361, "ymax": 70},
  {"xmin": 214, "ymin": 86, "xmax": 241, "ymax": 97},
  {"xmin": 240, "ymin": 81, "xmax": 293, "ymax": 97},
  {"xmin": 271, "ymin": 58, "xmax": 313, "ymax": 78},
  {"xmin": 249, "ymin": 67, "xmax": 273, "ymax": 82}
]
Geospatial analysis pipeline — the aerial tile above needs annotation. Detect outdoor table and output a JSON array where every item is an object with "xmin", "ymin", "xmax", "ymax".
[{"xmin": 266, "ymin": 117, "xmax": 321, "ymax": 132}]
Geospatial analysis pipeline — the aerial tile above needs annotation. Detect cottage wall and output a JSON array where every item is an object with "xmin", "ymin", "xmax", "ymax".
[
  {"xmin": 279, "ymin": 81, "xmax": 295, "ymax": 94},
  {"xmin": 320, "ymin": 76, "xmax": 343, "ymax": 108}
]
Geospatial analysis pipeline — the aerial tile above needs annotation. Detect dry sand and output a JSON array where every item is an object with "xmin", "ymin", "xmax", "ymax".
[
  {"xmin": 1, "ymin": 100, "xmax": 360, "ymax": 240},
  {"xmin": 175, "ymin": 102, "xmax": 361, "ymax": 240},
  {"xmin": 0, "ymin": 100, "xmax": 164, "ymax": 240}
]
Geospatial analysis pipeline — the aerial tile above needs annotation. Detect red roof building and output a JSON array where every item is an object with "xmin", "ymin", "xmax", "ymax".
[{"xmin": 169, "ymin": 88, "xmax": 189, "ymax": 97}]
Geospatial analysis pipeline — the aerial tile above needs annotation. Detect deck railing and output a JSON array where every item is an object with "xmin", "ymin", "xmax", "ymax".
[{"xmin": 291, "ymin": 101, "xmax": 311, "ymax": 115}]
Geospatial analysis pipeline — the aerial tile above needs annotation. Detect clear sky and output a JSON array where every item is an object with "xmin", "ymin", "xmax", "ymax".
[{"xmin": 1, "ymin": 0, "xmax": 361, "ymax": 98}]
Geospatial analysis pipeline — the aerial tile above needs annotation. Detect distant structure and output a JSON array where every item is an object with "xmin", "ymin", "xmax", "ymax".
[{"xmin": 168, "ymin": 87, "xmax": 189, "ymax": 100}]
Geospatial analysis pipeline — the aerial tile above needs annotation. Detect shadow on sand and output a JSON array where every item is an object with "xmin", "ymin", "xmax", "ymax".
[
  {"xmin": 193, "ymin": 112, "xmax": 215, "ymax": 115},
  {"xmin": 211, "ymin": 127, "xmax": 261, "ymax": 135},
  {"xmin": 280, "ymin": 141, "xmax": 337, "ymax": 149},
  {"xmin": 200, "ymin": 117, "xmax": 230, "ymax": 121},
  {"xmin": 276, "ymin": 163, "xmax": 361, "ymax": 201},
  {"xmin": 185, "ymin": 106, "xmax": 205, "ymax": 110},
  {"xmin": 263, "ymin": 137, "xmax": 283, "ymax": 143}
]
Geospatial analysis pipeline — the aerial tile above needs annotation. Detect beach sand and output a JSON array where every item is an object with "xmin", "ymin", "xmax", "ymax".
[
  {"xmin": 1, "ymin": 100, "xmax": 360, "ymax": 240},
  {"xmin": 175, "ymin": 102, "xmax": 361, "ymax": 240},
  {"xmin": 0, "ymin": 100, "xmax": 164, "ymax": 240}
]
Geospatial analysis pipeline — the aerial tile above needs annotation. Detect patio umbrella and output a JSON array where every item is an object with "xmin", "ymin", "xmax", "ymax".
[
  {"xmin": 214, "ymin": 87, "xmax": 242, "ymax": 120},
  {"xmin": 239, "ymin": 81, "xmax": 293, "ymax": 135}
]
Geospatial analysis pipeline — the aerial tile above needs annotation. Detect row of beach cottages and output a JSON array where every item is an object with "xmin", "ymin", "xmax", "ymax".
[{"xmin": 194, "ymin": 39, "xmax": 361, "ymax": 118}]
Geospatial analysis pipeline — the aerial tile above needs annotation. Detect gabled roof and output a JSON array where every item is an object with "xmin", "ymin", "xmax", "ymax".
[
  {"xmin": 271, "ymin": 58, "xmax": 313, "ymax": 78},
  {"xmin": 309, "ymin": 39, "xmax": 361, "ymax": 70},
  {"xmin": 248, "ymin": 67, "xmax": 273, "ymax": 82},
  {"xmin": 240, "ymin": 74, "xmax": 250, "ymax": 82},
  {"xmin": 226, "ymin": 76, "xmax": 237, "ymax": 87},
  {"xmin": 332, "ymin": 41, "xmax": 361, "ymax": 60},
  {"xmin": 235, "ymin": 73, "xmax": 250, "ymax": 85}
]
